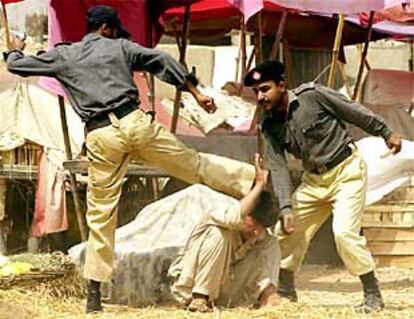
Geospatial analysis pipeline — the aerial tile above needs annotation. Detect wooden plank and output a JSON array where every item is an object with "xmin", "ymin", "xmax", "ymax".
[
  {"xmin": 364, "ymin": 205, "xmax": 414, "ymax": 212},
  {"xmin": 364, "ymin": 228, "xmax": 414, "ymax": 242},
  {"xmin": 362, "ymin": 222, "xmax": 414, "ymax": 228},
  {"xmin": 363, "ymin": 204, "xmax": 414, "ymax": 228},
  {"xmin": 327, "ymin": 14, "xmax": 345, "ymax": 88},
  {"xmin": 367, "ymin": 241, "xmax": 414, "ymax": 255},
  {"xmin": 374, "ymin": 255, "xmax": 414, "ymax": 268}
]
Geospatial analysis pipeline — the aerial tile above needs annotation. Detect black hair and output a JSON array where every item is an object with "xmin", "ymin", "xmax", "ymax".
[
  {"xmin": 86, "ymin": 18, "xmax": 105, "ymax": 33},
  {"xmin": 250, "ymin": 191, "xmax": 278, "ymax": 228}
]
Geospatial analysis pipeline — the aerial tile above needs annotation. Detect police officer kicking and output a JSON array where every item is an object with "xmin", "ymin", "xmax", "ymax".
[
  {"xmin": 4, "ymin": 5, "xmax": 257, "ymax": 313},
  {"xmin": 244, "ymin": 60, "xmax": 402, "ymax": 313}
]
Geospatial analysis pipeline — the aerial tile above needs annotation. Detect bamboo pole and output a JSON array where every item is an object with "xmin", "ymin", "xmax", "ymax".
[
  {"xmin": 171, "ymin": 3, "xmax": 191, "ymax": 133},
  {"xmin": 236, "ymin": 15, "xmax": 248, "ymax": 96},
  {"xmin": 0, "ymin": 2, "xmax": 11, "ymax": 49},
  {"xmin": 240, "ymin": 15, "xmax": 247, "ymax": 80},
  {"xmin": 327, "ymin": 14, "xmax": 345, "ymax": 88},
  {"xmin": 147, "ymin": 18, "xmax": 156, "ymax": 113},
  {"xmin": 58, "ymin": 96, "xmax": 88, "ymax": 242},
  {"xmin": 246, "ymin": 47, "xmax": 256, "ymax": 72},
  {"xmin": 0, "ymin": 1, "xmax": 11, "ymax": 254},
  {"xmin": 338, "ymin": 62, "xmax": 352, "ymax": 97},
  {"xmin": 254, "ymin": 13, "xmax": 263, "ymax": 64},
  {"xmin": 283, "ymin": 39, "xmax": 295, "ymax": 88},
  {"xmin": 270, "ymin": 10, "xmax": 288, "ymax": 60},
  {"xmin": 253, "ymin": 13, "xmax": 264, "ymax": 156},
  {"xmin": 352, "ymin": 11, "xmax": 375, "ymax": 100}
]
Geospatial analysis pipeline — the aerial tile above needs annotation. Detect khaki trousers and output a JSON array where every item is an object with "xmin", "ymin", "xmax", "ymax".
[
  {"xmin": 84, "ymin": 109, "xmax": 255, "ymax": 282},
  {"xmin": 278, "ymin": 149, "xmax": 375, "ymax": 276},
  {"xmin": 170, "ymin": 225, "xmax": 280, "ymax": 306}
]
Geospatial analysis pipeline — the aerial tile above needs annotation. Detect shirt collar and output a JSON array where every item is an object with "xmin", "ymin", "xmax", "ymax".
[
  {"xmin": 82, "ymin": 33, "xmax": 103, "ymax": 42},
  {"xmin": 288, "ymin": 90, "xmax": 298, "ymax": 105}
]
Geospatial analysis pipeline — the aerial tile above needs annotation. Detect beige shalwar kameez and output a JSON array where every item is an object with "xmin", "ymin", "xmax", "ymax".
[{"xmin": 169, "ymin": 198, "xmax": 280, "ymax": 307}]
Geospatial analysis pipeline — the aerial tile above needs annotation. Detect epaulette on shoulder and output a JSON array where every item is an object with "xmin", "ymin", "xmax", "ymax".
[
  {"xmin": 292, "ymin": 82, "xmax": 316, "ymax": 96},
  {"xmin": 54, "ymin": 42, "xmax": 72, "ymax": 48}
]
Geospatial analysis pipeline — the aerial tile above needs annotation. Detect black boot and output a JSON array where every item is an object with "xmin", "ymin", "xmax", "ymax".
[
  {"xmin": 86, "ymin": 280, "xmax": 103, "ymax": 313},
  {"xmin": 355, "ymin": 271, "xmax": 384, "ymax": 313},
  {"xmin": 277, "ymin": 269, "xmax": 298, "ymax": 302}
]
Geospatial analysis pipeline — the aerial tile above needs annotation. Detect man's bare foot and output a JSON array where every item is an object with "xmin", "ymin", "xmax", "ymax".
[
  {"xmin": 188, "ymin": 296, "xmax": 213, "ymax": 313},
  {"xmin": 261, "ymin": 292, "xmax": 281, "ymax": 308}
]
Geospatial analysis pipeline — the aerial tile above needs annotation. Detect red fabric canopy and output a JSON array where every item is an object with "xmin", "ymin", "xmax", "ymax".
[
  {"xmin": 1, "ymin": 0, "xmax": 24, "ymax": 4},
  {"xmin": 163, "ymin": 1, "xmax": 389, "ymax": 48},
  {"xmin": 43, "ymin": 0, "xmax": 200, "ymax": 97},
  {"xmin": 48, "ymin": 0, "xmax": 200, "ymax": 47},
  {"xmin": 166, "ymin": 0, "xmax": 240, "ymax": 21}
]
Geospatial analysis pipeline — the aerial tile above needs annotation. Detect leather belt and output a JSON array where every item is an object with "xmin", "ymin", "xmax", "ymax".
[
  {"xmin": 85, "ymin": 101, "xmax": 138, "ymax": 134},
  {"xmin": 310, "ymin": 146, "xmax": 352, "ymax": 175}
]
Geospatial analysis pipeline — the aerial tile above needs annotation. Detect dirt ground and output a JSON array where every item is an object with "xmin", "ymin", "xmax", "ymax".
[{"xmin": 0, "ymin": 265, "xmax": 413, "ymax": 319}]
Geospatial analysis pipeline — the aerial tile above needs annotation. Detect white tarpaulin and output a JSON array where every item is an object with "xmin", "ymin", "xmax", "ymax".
[
  {"xmin": 0, "ymin": 80, "xmax": 84, "ymax": 157},
  {"xmin": 162, "ymin": 87, "xmax": 256, "ymax": 134},
  {"xmin": 69, "ymin": 184, "xmax": 236, "ymax": 306},
  {"xmin": 356, "ymin": 137, "xmax": 414, "ymax": 205}
]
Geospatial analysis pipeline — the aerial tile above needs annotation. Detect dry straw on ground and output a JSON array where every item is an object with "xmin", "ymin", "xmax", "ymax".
[
  {"xmin": 0, "ymin": 252, "xmax": 85, "ymax": 299},
  {"xmin": 0, "ymin": 265, "xmax": 413, "ymax": 319}
]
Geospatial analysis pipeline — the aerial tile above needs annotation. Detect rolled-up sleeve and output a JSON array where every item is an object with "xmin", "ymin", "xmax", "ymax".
[
  {"xmin": 317, "ymin": 86, "xmax": 393, "ymax": 141},
  {"xmin": 209, "ymin": 200, "xmax": 242, "ymax": 231},
  {"xmin": 123, "ymin": 41, "xmax": 198, "ymax": 89},
  {"xmin": 6, "ymin": 49, "xmax": 63, "ymax": 77}
]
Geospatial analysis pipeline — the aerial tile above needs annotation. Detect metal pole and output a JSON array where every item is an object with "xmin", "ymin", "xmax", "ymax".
[
  {"xmin": 270, "ymin": 10, "xmax": 288, "ymax": 60},
  {"xmin": 327, "ymin": 14, "xmax": 345, "ymax": 88},
  {"xmin": 58, "ymin": 96, "xmax": 88, "ymax": 242},
  {"xmin": 352, "ymin": 11, "xmax": 375, "ymax": 100},
  {"xmin": 171, "ymin": 3, "xmax": 191, "ymax": 133}
]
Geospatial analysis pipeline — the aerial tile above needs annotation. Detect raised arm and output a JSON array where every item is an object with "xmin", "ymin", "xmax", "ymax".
[
  {"xmin": 316, "ymin": 86, "xmax": 402, "ymax": 153},
  {"xmin": 240, "ymin": 153, "xmax": 269, "ymax": 217},
  {"xmin": 123, "ymin": 40, "xmax": 216, "ymax": 113},
  {"xmin": 5, "ymin": 36, "xmax": 63, "ymax": 77}
]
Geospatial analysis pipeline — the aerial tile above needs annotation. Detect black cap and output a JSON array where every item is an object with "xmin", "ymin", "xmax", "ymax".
[
  {"xmin": 244, "ymin": 60, "xmax": 285, "ymax": 87},
  {"xmin": 250, "ymin": 191, "xmax": 279, "ymax": 228},
  {"xmin": 87, "ymin": 5, "xmax": 130, "ymax": 39}
]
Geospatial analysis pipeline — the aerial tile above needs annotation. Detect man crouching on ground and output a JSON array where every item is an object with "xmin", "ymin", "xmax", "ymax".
[{"xmin": 168, "ymin": 154, "xmax": 280, "ymax": 312}]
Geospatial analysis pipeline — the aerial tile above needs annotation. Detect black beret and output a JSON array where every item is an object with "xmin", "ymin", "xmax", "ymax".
[
  {"xmin": 244, "ymin": 60, "xmax": 285, "ymax": 87},
  {"xmin": 87, "ymin": 5, "xmax": 130, "ymax": 39}
]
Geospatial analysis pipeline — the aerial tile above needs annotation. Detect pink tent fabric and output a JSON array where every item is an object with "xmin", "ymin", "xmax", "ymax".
[
  {"xmin": 49, "ymin": 0, "xmax": 151, "ymax": 47},
  {"xmin": 163, "ymin": 1, "xmax": 391, "ymax": 48},
  {"xmin": 221, "ymin": 0, "xmax": 404, "ymax": 21},
  {"xmin": 266, "ymin": 0, "xmax": 404, "ymax": 14},
  {"xmin": 33, "ymin": 152, "xmax": 68, "ymax": 237},
  {"xmin": 360, "ymin": 1, "xmax": 414, "ymax": 24}
]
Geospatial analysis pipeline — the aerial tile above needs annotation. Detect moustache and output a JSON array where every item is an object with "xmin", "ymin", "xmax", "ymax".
[{"xmin": 258, "ymin": 99, "xmax": 270, "ymax": 106}]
